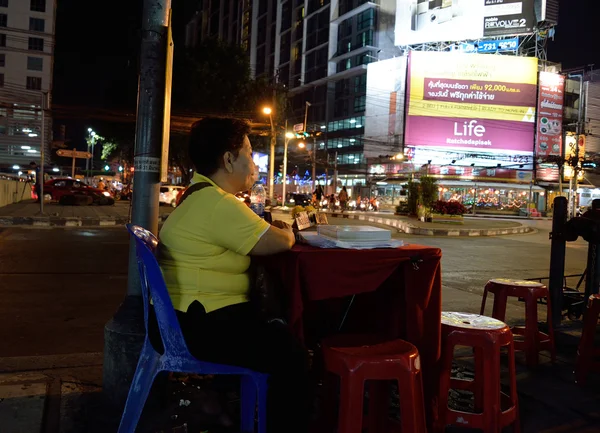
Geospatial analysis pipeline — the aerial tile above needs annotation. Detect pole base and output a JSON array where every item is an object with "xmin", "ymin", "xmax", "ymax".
[{"xmin": 102, "ymin": 295, "xmax": 146, "ymax": 411}]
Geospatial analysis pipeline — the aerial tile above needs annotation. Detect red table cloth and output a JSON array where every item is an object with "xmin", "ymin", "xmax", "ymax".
[{"xmin": 263, "ymin": 242, "xmax": 443, "ymax": 380}]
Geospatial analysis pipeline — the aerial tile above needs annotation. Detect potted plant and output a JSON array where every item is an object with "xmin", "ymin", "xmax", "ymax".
[
  {"xmin": 291, "ymin": 205, "xmax": 305, "ymax": 219},
  {"xmin": 395, "ymin": 202, "xmax": 409, "ymax": 215},
  {"xmin": 304, "ymin": 205, "xmax": 317, "ymax": 223}
]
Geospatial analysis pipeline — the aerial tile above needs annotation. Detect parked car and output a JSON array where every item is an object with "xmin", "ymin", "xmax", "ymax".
[
  {"xmin": 287, "ymin": 193, "xmax": 312, "ymax": 206},
  {"xmin": 44, "ymin": 178, "xmax": 115, "ymax": 205},
  {"xmin": 160, "ymin": 185, "xmax": 185, "ymax": 207}
]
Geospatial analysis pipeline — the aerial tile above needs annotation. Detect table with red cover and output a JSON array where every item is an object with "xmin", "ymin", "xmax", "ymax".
[{"xmin": 263, "ymin": 242, "xmax": 442, "ymax": 400}]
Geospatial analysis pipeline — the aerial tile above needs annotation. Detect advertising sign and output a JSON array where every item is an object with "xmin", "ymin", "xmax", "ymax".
[
  {"xmin": 450, "ymin": 37, "xmax": 519, "ymax": 54},
  {"xmin": 536, "ymin": 72, "xmax": 565, "ymax": 158},
  {"xmin": 395, "ymin": 0, "xmax": 536, "ymax": 46},
  {"xmin": 564, "ymin": 134, "xmax": 586, "ymax": 181},
  {"xmin": 405, "ymin": 51, "xmax": 538, "ymax": 166},
  {"xmin": 364, "ymin": 57, "xmax": 408, "ymax": 157}
]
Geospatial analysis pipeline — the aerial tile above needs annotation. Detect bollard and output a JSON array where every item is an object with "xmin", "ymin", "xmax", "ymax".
[
  {"xmin": 584, "ymin": 199, "xmax": 600, "ymax": 298},
  {"xmin": 549, "ymin": 196, "xmax": 568, "ymax": 326}
]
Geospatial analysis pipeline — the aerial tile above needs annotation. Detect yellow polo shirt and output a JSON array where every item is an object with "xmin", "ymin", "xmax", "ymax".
[{"xmin": 157, "ymin": 173, "xmax": 270, "ymax": 313}]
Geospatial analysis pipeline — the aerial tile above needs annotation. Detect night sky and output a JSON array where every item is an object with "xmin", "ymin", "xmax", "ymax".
[{"xmin": 52, "ymin": 0, "xmax": 597, "ymax": 109}]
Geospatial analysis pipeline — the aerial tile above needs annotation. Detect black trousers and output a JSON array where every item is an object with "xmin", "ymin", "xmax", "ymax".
[{"xmin": 149, "ymin": 301, "xmax": 311, "ymax": 433}]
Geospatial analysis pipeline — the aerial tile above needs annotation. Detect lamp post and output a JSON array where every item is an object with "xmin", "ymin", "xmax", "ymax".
[
  {"xmin": 282, "ymin": 123, "xmax": 294, "ymax": 207},
  {"xmin": 263, "ymin": 107, "xmax": 276, "ymax": 201},
  {"xmin": 86, "ymin": 128, "xmax": 97, "ymax": 179}
]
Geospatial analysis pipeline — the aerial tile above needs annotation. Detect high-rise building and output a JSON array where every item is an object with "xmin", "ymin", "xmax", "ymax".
[
  {"xmin": 186, "ymin": 0, "xmax": 275, "ymax": 79},
  {"xmin": 281, "ymin": 0, "xmax": 399, "ymax": 183},
  {"xmin": 185, "ymin": 0, "xmax": 399, "ymax": 185},
  {"xmin": 0, "ymin": 0, "xmax": 55, "ymax": 170}
]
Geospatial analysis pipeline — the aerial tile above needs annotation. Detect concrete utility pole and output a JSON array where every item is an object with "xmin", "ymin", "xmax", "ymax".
[
  {"xmin": 39, "ymin": 92, "xmax": 48, "ymax": 214},
  {"xmin": 103, "ymin": 0, "xmax": 172, "ymax": 410}
]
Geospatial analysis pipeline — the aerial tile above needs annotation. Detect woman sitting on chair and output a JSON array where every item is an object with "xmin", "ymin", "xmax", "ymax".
[{"xmin": 152, "ymin": 117, "xmax": 311, "ymax": 433}]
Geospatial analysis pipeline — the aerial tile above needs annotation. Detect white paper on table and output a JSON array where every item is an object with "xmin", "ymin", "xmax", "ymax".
[{"xmin": 299, "ymin": 232, "xmax": 404, "ymax": 249}]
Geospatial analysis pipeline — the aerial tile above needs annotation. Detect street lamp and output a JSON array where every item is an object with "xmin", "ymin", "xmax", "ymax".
[
  {"xmin": 86, "ymin": 128, "xmax": 97, "ymax": 178},
  {"xmin": 282, "ymin": 129, "xmax": 295, "ymax": 207},
  {"xmin": 262, "ymin": 107, "xmax": 276, "ymax": 201}
]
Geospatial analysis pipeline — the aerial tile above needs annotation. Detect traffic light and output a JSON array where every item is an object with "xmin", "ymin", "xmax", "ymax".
[{"xmin": 104, "ymin": 165, "xmax": 110, "ymax": 171}]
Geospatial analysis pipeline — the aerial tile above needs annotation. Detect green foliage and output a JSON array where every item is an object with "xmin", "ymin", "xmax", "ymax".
[
  {"xmin": 169, "ymin": 39, "xmax": 288, "ymax": 182},
  {"xmin": 172, "ymin": 39, "xmax": 253, "ymax": 114},
  {"xmin": 100, "ymin": 140, "xmax": 119, "ymax": 160},
  {"xmin": 407, "ymin": 180, "xmax": 419, "ymax": 215},
  {"xmin": 291, "ymin": 205, "xmax": 305, "ymax": 218},
  {"xmin": 420, "ymin": 175, "xmax": 438, "ymax": 210},
  {"xmin": 395, "ymin": 202, "xmax": 409, "ymax": 215}
]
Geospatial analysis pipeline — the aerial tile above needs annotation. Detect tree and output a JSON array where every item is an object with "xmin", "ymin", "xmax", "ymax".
[
  {"xmin": 169, "ymin": 39, "xmax": 284, "ymax": 182},
  {"xmin": 172, "ymin": 39, "xmax": 255, "ymax": 114}
]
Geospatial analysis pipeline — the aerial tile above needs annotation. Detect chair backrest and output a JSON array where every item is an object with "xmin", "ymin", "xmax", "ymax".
[{"xmin": 126, "ymin": 224, "xmax": 190, "ymax": 358}]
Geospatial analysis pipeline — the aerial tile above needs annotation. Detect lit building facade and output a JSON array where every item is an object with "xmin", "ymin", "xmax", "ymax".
[{"xmin": 0, "ymin": 0, "xmax": 55, "ymax": 170}]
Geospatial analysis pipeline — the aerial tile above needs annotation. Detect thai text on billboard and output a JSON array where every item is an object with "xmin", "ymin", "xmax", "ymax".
[
  {"xmin": 405, "ymin": 51, "xmax": 538, "ymax": 164},
  {"xmin": 535, "ymin": 72, "xmax": 565, "ymax": 157},
  {"xmin": 395, "ymin": 0, "xmax": 536, "ymax": 46}
]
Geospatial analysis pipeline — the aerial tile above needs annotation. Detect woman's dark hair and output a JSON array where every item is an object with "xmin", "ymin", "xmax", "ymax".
[{"xmin": 188, "ymin": 117, "xmax": 251, "ymax": 176}]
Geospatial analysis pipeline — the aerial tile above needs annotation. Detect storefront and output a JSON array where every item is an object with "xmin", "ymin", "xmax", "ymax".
[
  {"xmin": 367, "ymin": 158, "xmax": 547, "ymax": 215},
  {"xmin": 435, "ymin": 181, "xmax": 545, "ymax": 216}
]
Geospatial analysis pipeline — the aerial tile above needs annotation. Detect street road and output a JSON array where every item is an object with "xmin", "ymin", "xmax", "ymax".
[{"xmin": 0, "ymin": 219, "xmax": 588, "ymax": 358}]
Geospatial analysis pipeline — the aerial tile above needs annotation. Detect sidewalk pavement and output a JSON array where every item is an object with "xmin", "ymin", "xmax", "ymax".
[
  {"xmin": 3, "ymin": 286, "xmax": 600, "ymax": 432},
  {"xmin": 0, "ymin": 200, "xmax": 174, "ymax": 227},
  {"xmin": 0, "ymin": 201, "xmax": 535, "ymax": 237},
  {"xmin": 274, "ymin": 208, "xmax": 534, "ymax": 236}
]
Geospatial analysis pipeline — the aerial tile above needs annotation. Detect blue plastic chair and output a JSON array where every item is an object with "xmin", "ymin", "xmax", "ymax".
[{"xmin": 118, "ymin": 224, "xmax": 268, "ymax": 433}]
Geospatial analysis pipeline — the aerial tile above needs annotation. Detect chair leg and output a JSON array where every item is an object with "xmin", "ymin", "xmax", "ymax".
[
  {"xmin": 482, "ymin": 345, "xmax": 502, "ymax": 433},
  {"xmin": 117, "ymin": 341, "xmax": 161, "ymax": 433},
  {"xmin": 257, "ymin": 375, "xmax": 268, "ymax": 433},
  {"xmin": 433, "ymin": 341, "xmax": 454, "ymax": 433},
  {"xmin": 474, "ymin": 347, "xmax": 485, "ymax": 413},
  {"xmin": 241, "ymin": 375, "xmax": 258, "ymax": 433},
  {"xmin": 491, "ymin": 289, "xmax": 508, "ymax": 322},
  {"xmin": 575, "ymin": 302, "xmax": 599, "ymax": 385},
  {"xmin": 337, "ymin": 374, "xmax": 364, "ymax": 433},
  {"xmin": 507, "ymin": 342, "xmax": 521, "ymax": 433},
  {"xmin": 480, "ymin": 288, "xmax": 489, "ymax": 316},
  {"xmin": 397, "ymin": 371, "xmax": 427, "ymax": 433}
]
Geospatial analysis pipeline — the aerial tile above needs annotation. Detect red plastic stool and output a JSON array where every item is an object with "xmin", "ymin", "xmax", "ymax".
[
  {"xmin": 435, "ymin": 312, "xmax": 520, "ymax": 433},
  {"xmin": 575, "ymin": 294, "xmax": 600, "ymax": 385},
  {"xmin": 480, "ymin": 278, "xmax": 556, "ymax": 367},
  {"xmin": 320, "ymin": 334, "xmax": 426, "ymax": 433}
]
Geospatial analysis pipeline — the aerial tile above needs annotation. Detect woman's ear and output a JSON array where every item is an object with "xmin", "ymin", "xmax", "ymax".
[{"xmin": 223, "ymin": 152, "xmax": 234, "ymax": 173}]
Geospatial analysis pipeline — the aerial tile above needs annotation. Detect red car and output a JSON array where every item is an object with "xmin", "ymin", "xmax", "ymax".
[{"xmin": 43, "ymin": 178, "xmax": 115, "ymax": 205}]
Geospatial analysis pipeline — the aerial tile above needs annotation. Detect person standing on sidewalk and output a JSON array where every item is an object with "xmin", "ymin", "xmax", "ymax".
[
  {"xmin": 154, "ymin": 117, "xmax": 311, "ymax": 433},
  {"xmin": 338, "ymin": 186, "xmax": 348, "ymax": 212}
]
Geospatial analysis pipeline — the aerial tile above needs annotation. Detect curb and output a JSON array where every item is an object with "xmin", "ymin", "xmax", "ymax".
[
  {"xmin": 273, "ymin": 208, "xmax": 533, "ymax": 237},
  {"xmin": 0, "ymin": 214, "xmax": 170, "ymax": 227}
]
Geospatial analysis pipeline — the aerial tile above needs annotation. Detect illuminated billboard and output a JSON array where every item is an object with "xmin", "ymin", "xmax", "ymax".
[
  {"xmin": 395, "ymin": 0, "xmax": 536, "ymax": 46},
  {"xmin": 536, "ymin": 72, "xmax": 565, "ymax": 158},
  {"xmin": 405, "ymin": 51, "xmax": 538, "ymax": 168}
]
